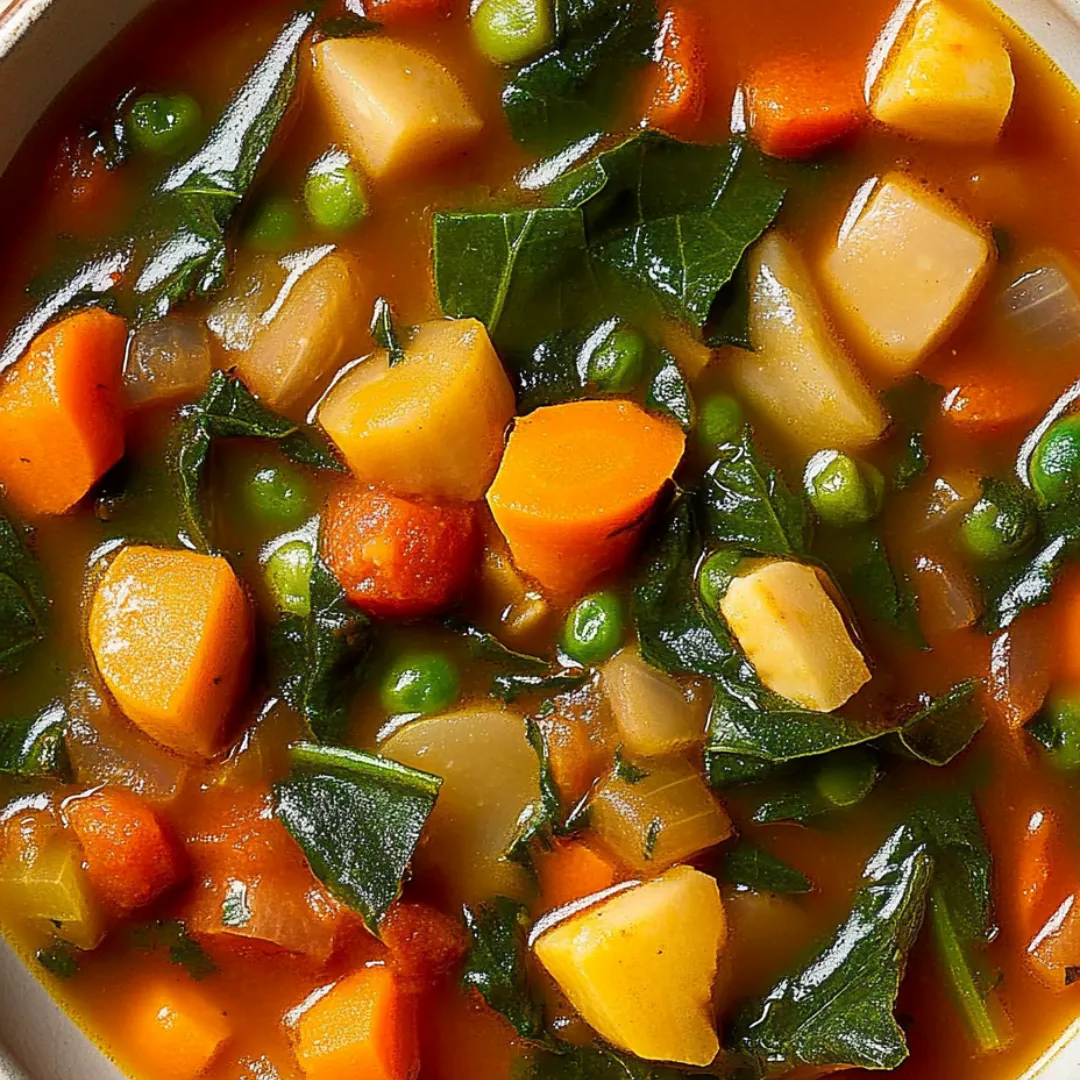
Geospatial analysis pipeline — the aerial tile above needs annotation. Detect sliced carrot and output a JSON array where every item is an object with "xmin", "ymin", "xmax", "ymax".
[
  {"xmin": 124, "ymin": 975, "xmax": 232, "ymax": 1080},
  {"xmin": 643, "ymin": 5, "xmax": 707, "ymax": 140},
  {"xmin": 0, "ymin": 309, "xmax": 126, "ymax": 516},
  {"xmin": 65, "ymin": 788, "xmax": 186, "ymax": 915},
  {"xmin": 88, "ymin": 546, "xmax": 252, "ymax": 759},
  {"xmin": 294, "ymin": 965, "xmax": 420, "ymax": 1080},
  {"xmin": 535, "ymin": 838, "xmax": 619, "ymax": 911},
  {"xmin": 365, "ymin": 0, "xmax": 453, "ymax": 24},
  {"xmin": 939, "ymin": 361, "xmax": 1044, "ymax": 434},
  {"xmin": 381, "ymin": 901, "xmax": 469, "ymax": 993},
  {"xmin": 486, "ymin": 400, "xmax": 684, "ymax": 597},
  {"xmin": 746, "ymin": 56, "xmax": 866, "ymax": 160},
  {"xmin": 322, "ymin": 484, "xmax": 479, "ymax": 618}
]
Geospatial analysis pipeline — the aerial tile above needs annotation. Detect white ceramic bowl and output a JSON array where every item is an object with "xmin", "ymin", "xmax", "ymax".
[{"xmin": 1, "ymin": 0, "xmax": 1080, "ymax": 1077}]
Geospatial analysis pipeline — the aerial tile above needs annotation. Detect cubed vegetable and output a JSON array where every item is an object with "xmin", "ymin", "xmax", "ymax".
[
  {"xmin": 312, "ymin": 38, "xmax": 483, "ymax": 179},
  {"xmin": 871, "ymin": 0, "xmax": 1014, "ymax": 145},
  {"xmin": 124, "ymin": 315, "xmax": 212, "ymax": 410},
  {"xmin": 380, "ymin": 901, "xmax": 469, "ymax": 993},
  {"xmin": 590, "ymin": 756, "xmax": 732, "ymax": 873},
  {"xmin": 535, "ymin": 838, "xmax": 619, "ymax": 911},
  {"xmin": 88, "ymin": 546, "xmax": 253, "ymax": 759},
  {"xmin": 822, "ymin": 175, "xmax": 994, "ymax": 375},
  {"xmin": 319, "ymin": 318, "xmax": 515, "ymax": 503},
  {"xmin": 731, "ymin": 232, "xmax": 887, "ymax": 452},
  {"xmin": 533, "ymin": 865, "xmax": 725, "ymax": 1066},
  {"xmin": 0, "ymin": 309, "xmax": 126, "ymax": 516},
  {"xmin": 1028, "ymin": 892, "xmax": 1080, "ymax": 990},
  {"xmin": 719, "ymin": 560, "xmax": 870, "ymax": 711},
  {"xmin": 537, "ymin": 682, "xmax": 614, "ymax": 808},
  {"xmin": 642, "ymin": 5, "xmax": 707, "ymax": 140}
]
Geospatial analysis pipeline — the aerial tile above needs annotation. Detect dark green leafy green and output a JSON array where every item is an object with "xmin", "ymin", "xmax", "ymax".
[
  {"xmin": 318, "ymin": 14, "xmax": 381, "ymax": 37},
  {"xmin": 492, "ymin": 670, "xmax": 590, "ymax": 702},
  {"xmin": 882, "ymin": 377, "xmax": 940, "ymax": 491},
  {"xmin": 370, "ymin": 296, "xmax": 405, "ymax": 366},
  {"xmin": 704, "ymin": 751, "xmax": 779, "ymax": 788},
  {"xmin": 646, "ymin": 349, "xmax": 693, "ymax": 430},
  {"xmin": 0, "ymin": 701, "xmax": 70, "ymax": 779},
  {"xmin": 612, "ymin": 745, "xmax": 649, "ymax": 784},
  {"xmin": 131, "ymin": 919, "xmax": 218, "ymax": 980},
  {"xmin": 720, "ymin": 840, "xmax": 811, "ymax": 894},
  {"xmin": 891, "ymin": 680, "xmax": 985, "ymax": 766},
  {"xmin": 704, "ymin": 261, "xmax": 752, "ymax": 350},
  {"xmin": 274, "ymin": 742, "xmax": 441, "ymax": 932},
  {"xmin": 525, "ymin": 1044, "xmax": 691, "ymax": 1079},
  {"xmin": 0, "ymin": 508, "xmax": 50, "ymax": 676},
  {"xmin": 506, "ymin": 716, "xmax": 563, "ymax": 862},
  {"xmin": 36, "ymin": 941, "xmax": 80, "ymax": 980}
]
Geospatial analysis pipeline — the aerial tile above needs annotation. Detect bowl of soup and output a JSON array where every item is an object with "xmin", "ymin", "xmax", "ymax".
[{"xmin": 3, "ymin": 0, "xmax": 1080, "ymax": 1078}]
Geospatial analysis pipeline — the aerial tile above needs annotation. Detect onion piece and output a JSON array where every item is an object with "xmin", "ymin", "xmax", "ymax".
[
  {"xmin": 123, "ymin": 315, "xmax": 211, "ymax": 409},
  {"xmin": 988, "ymin": 614, "xmax": 1051, "ymax": 730},
  {"xmin": 999, "ymin": 260, "xmax": 1080, "ymax": 351},
  {"xmin": 913, "ymin": 553, "xmax": 981, "ymax": 636}
]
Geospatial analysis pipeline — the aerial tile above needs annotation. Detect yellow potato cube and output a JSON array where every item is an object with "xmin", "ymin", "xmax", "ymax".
[
  {"xmin": 534, "ymin": 866, "xmax": 725, "ymax": 1066},
  {"xmin": 731, "ymin": 232, "xmax": 887, "ymax": 452},
  {"xmin": 719, "ymin": 560, "xmax": 870, "ymax": 712},
  {"xmin": 871, "ymin": 0, "xmax": 1015, "ymax": 145},
  {"xmin": 318, "ymin": 318, "xmax": 516, "ymax": 502},
  {"xmin": 822, "ymin": 175, "xmax": 994, "ymax": 375},
  {"xmin": 313, "ymin": 38, "xmax": 483, "ymax": 179}
]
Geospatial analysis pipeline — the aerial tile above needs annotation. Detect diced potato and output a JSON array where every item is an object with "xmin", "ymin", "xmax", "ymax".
[
  {"xmin": 732, "ymin": 232, "xmax": 888, "ymax": 452},
  {"xmin": 319, "ymin": 318, "xmax": 516, "ymax": 502},
  {"xmin": 601, "ymin": 648, "xmax": 706, "ymax": 757},
  {"xmin": 381, "ymin": 707, "xmax": 540, "ymax": 904},
  {"xmin": 313, "ymin": 38, "xmax": 483, "ymax": 179},
  {"xmin": 124, "ymin": 316, "xmax": 211, "ymax": 410},
  {"xmin": 871, "ymin": 0, "xmax": 1015, "ymax": 145},
  {"xmin": 822, "ymin": 175, "xmax": 994, "ymax": 375},
  {"xmin": 590, "ymin": 756, "xmax": 732, "ymax": 874},
  {"xmin": 719, "ymin": 560, "xmax": 870, "ymax": 711},
  {"xmin": 533, "ymin": 866, "xmax": 725, "ymax": 1066}
]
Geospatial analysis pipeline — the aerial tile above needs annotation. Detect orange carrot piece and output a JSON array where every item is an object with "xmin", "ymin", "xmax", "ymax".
[
  {"xmin": 746, "ymin": 56, "xmax": 866, "ymax": 160},
  {"xmin": 536, "ymin": 838, "xmax": 619, "ymax": 911},
  {"xmin": 88, "ymin": 546, "xmax": 253, "ymax": 759},
  {"xmin": 1014, "ymin": 804, "xmax": 1058, "ymax": 944},
  {"xmin": 381, "ymin": 901, "xmax": 469, "ymax": 993},
  {"xmin": 0, "ymin": 309, "xmax": 126, "ymax": 516},
  {"xmin": 366, "ymin": 0, "xmax": 453, "ymax": 24},
  {"xmin": 643, "ymin": 5, "xmax": 707, "ymax": 139},
  {"xmin": 65, "ymin": 788, "xmax": 186, "ymax": 915},
  {"xmin": 940, "ymin": 362, "xmax": 1044, "ymax": 434},
  {"xmin": 124, "ymin": 976, "xmax": 232, "ymax": 1080},
  {"xmin": 294, "ymin": 965, "xmax": 420, "ymax": 1080},
  {"xmin": 486, "ymin": 400, "xmax": 685, "ymax": 597},
  {"xmin": 1055, "ymin": 569, "xmax": 1080, "ymax": 683}
]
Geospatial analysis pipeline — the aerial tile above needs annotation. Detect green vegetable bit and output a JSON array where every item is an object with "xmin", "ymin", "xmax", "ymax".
[
  {"xmin": 587, "ymin": 324, "xmax": 647, "ymax": 393},
  {"xmin": 697, "ymin": 392, "xmax": 744, "ymax": 450},
  {"xmin": 814, "ymin": 747, "xmax": 878, "ymax": 808},
  {"xmin": 304, "ymin": 158, "xmax": 368, "ymax": 232},
  {"xmin": 246, "ymin": 196, "xmax": 300, "ymax": 252},
  {"xmin": 244, "ymin": 463, "xmax": 313, "ymax": 527},
  {"xmin": 804, "ymin": 450, "xmax": 885, "ymax": 528},
  {"xmin": 265, "ymin": 540, "xmax": 314, "ymax": 618},
  {"xmin": 961, "ymin": 480, "xmax": 1036, "ymax": 562},
  {"xmin": 1029, "ymin": 695, "xmax": 1080, "ymax": 770},
  {"xmin": 698, "ymin": 549, "xmax": 744, "ymax": 614},
  {"xmin": 381, "ymin": 652, "xmax": 461, "ymax": 716},
  {"xmin": 1030, "ymin": 414, "xmax": 1080, "ymax": 506},
  {"xmin": 472, "ymin": 0, "xmax": 554, "ymax": 66},
  {"xmin": 562, "ymin": 591, "xmax": 623, "ymax": 665},
  {"xmin": 127, "ymin": 92, "xmax": 201, "ymax": 155}
]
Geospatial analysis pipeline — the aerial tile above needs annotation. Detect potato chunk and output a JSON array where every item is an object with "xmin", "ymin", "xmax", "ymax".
[
  {"xmin": 871, "ymin": 0, "xmax": 1014, "ymax": 145},
  {"xmin": 823, "ymin": 175, "xmax": 994, "ymax": 375},
  {"xmin": 313, "ymin": 38, "xmax": 483, "ymax": 178},
  {"xmin": 319, "ymin": 318, "xmax": 515, "ymax": 502},
  {"xmin": 719, "ymin": 560, "xmax": 870, "ymax": 712},
  {"xmin": 534, "ymin": 866, "xmax": 725, "ymax": 1066},
  {"xmin": 731, "ymin": 232, "xmax": 887, "ymax": 452}
]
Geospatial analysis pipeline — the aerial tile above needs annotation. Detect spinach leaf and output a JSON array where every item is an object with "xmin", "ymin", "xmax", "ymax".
[
  {"xmin": 646, "ymin": 349, "xmax": 693, "ymax": 430},
  {"xmin": 370, "ymin": 296, "xmax": 405, "ymax": 366},
  {"xmin": 506, "ymin": 716, "xmax": 563, "ymax": 862},
  {"xmin": 0, "ymin": 701, "xmax": 69, "ymax": 779},
  {"xmin": 524, "ymin": 1044, "xmax": 692, "ymax": 1080},
  {"xmin": 318, "ymin": 14, "xmax": 381, "ymax": 37},
  {"xmin": 274, "ymin": 742, "xmax": 442, "ymax": 932},
  {"xmin": 492, "ymin": 669, "xmax": 590, "ymax": 702},
  {"xmin": 729, "ymin": 822, "xmax": 932, "ymax": 1075},
  {"xmin": 704, "ymin": 751, "xmax": 780, "ymax": 788},
  {"xmin": 36, "ymin": 941, "xmax": 80, "ymax": 980},
  {"xmin": 515, "ymin": 326, "xmax": 591, "ymax": 411},
  {"xmin": 882, "ymin": 376, "xmax": 940, "ymax": 491},
  {"xmin": 0, "ymin": 508, "xmax": 50, "ymax": 676},
  {"xmin": 171, "ymin": 371, "xmax": 342, "ymax": 550},
  {"xmin": 704, "ymin": 261, "xmax": 752, "ymax": 350},
  {"xmin": 891, "ymin": 680, "xmax": 985, "ymax": 766},
  {"xmin": 720, "ymin": 840, "xmax": 812, "ymax": 895},
  {"xmin": 462, "ymin": 898, "xmax": 546, "ymax": 1042},
  {"xmin": 131, "ymin": 919, "xmax": 218, "ymax": 980}
]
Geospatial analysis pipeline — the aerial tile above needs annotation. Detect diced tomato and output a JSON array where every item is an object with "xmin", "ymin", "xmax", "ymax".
[
  {"xmin": 643, "ymin": 5, "xmax": 707, "ymax": 140},
  {"xmin": 381, "ymin": 901, "xmax": 469, "ymax": 993},
  {"xmin": 940, "ymin": 361, "xmax": 1044, "ymax": 434}
]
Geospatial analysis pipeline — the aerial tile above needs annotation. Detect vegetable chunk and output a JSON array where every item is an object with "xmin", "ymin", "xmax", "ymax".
[
  {"xmin": 313, "ymin": 38, "xmax": 483, "ymax": 179},
  {"xmin": 822, "ymin": 175, "xmax": 994, "ymax": 374},
  {"xmin": 871, "ymin": 0, "xmax": 1014, "ymax": 145},
  {"xmin": 0, "ymin": 309, "xmax": 126, "ymax": 516},
  {"xmin": 319, "ymin": 318, "xmax": 515, "ymax": 502},
  {"xmin": 719, "ymin": 560, "xmax": 870, "ymax": 712},
  {"xmin": 486, "ymin": 400, "xmax": 685, "ymax": 596},
  {"xmin": 88, "ymin": 546, "xmax": 253, "ymax": 759},
  {"xmin": 533, "ymin": 866, "xmax": 725, "ymax": 1066},
  {"xmin": 731, "ymin": 233, "xmax": 887, "ymax": 452}
]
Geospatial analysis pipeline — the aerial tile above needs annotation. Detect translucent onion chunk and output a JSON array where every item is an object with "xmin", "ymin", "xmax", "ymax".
[
  {"xmin": 1000, "ymin": 261, "xmax": 1080, "ymax": 352},
  {"xmin": 124, "ymin": 315, "xmax": 212, "ymax": 409}
]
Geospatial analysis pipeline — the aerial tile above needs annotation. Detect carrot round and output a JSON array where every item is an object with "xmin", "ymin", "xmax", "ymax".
[
  {"xmin": 0, "ymin": 308, "xmax": 126, "ymax": 516},
  {"xmin": 643, "ymin": 5, "xmax": 707, "ymax": 139},
  {"xmin": 88, "ymin": 546, "xmax": 252, "ymax": 759},
  {"xmin": 485, "ymin": 399, "xmax": 685, "ymax": 597},
  {"xmin": 536, "ymin": 838, "xmax": 619, "ymax": 911}
]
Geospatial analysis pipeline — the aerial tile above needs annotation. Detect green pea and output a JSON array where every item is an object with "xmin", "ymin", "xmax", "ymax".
[
  {"xmin": 814, "ymin": 748, "xmax": 878, "ymax": 808},
  {"xmin": 265, "ymin": 540, "xmax": 313, "ymax": 617},
  {"xmin": 961, "ymin": 480, "xmax": 1036, "ymax": 562},
  {"xmin": 246, "ymin": 196, "xmax": 300, "ymax": 252},
  {"xmin": 244, "ymin": 464, "xmax": 313, "ymax": 527},
  {"xmin": 804, "ymin": 450, "xmax": 885, "ymax": 528},
  {"xmin": 381, "ymin": 652, "xmax": 461, "ymax": 716},
  {"xmin": 587, "ymin": 325, "xmax": 647, "ymax": 393},
  {"xmin": 127, "ymin": 92, "xmax": 201, "ymax": 155},
  {"xmin": 562, "ymin": 591, "xmax": 623, "ymax": 665},
  {"xmin": 1029, "ymin": 695, "xmax": 1080, "ymax": 771},
  {"xmin": 304, "ymin": 160, "xmax": 368, "ymax": 232},
  {"xmin": 472, "ymin": 0, "xmax": 554, "ymax": 65},
  {"xmin": 698, "ymin": 549, "xmax": 744, "ymax": 615},
  {"xmin": 697, "ymin": 393, "xmax": 744, "ymax": 450},
  {"xmin": 1030, "ymin": 415, "xmax": 1080, "ymax": 506}
]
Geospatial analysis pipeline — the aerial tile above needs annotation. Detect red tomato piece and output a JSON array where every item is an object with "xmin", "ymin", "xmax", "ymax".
[{"xmin": 381, "ymin": 901, "xmax": 469, "ymax": 993}]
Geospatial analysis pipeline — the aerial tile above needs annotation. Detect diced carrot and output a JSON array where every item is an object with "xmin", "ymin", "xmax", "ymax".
[
  {"xmin": 1052, "ymin": 567, "xmax": 1080, "ymax": 683},
  {"xmin": 642, "ymin": 5, "xmax": 707, "ymax": 140},
  {"xmin": 294, "ymin": 965, "xmax": 420, "ymax": 1080},
  {"xmin": 746, "ymin": 56, "xmax": 866, "ymax": 160},
  {"xmin": 0, "ymin": 309, "xmax": 126, "ymax": 516},
  {"xmin": 65, "ymin": 788, "xmax": 186, "ymax": 915},
  {"xmin": 365, "ymin": 0, "xmax": 453, "ymax": 24},
  {"xmin": 322, "ymin": 484, "xmax": 480, "ymax": 619},
  {"xmin": 537, "ymin": 684, "xmax": 611, "ymax": 808},
  {"xmin": 940, "ymin": 361, "xmax": 1044, "ymax": 434},
  {"xmin": 486, "ymin": 400, "xmax": 685, "ymax": 597},
  {"xmin": 88, "ymin": 546, "xmax": 253, "ymax": 759},
  {"xmin": 381, "ymin": 901, "xmax": 469, "ymax": 993},
  {"xmin": 535, "ymin": 838, "xmax": 619, "ymax": 911},
  {"xmin": 123, "ymin": 975, "xmax": 232, "ymax": 1080}
]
